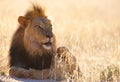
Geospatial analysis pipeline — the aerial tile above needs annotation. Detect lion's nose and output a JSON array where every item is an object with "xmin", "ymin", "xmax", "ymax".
[{"xmin": 46, "ymin": 32, "xmax": 53, "ymax": 38}]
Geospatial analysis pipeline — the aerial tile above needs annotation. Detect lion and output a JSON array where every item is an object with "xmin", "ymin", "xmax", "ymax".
[{"xmin": 9, "ymin": 4, "xmax": 56, "ymax": 79}]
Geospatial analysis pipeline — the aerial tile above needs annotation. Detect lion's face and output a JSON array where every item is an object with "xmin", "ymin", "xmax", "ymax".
[
  {"xmin": 18, "ymin": 16, "xmax": 56, "ymax": 55},
  {"xmin": 26, "ymin": 17, "xmax": 54, "ymax": 49}
]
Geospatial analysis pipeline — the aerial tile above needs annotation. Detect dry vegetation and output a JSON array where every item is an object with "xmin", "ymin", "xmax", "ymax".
[{"xmin": 0, "ymin": 0, "xmax": 120, "ymax": 82}]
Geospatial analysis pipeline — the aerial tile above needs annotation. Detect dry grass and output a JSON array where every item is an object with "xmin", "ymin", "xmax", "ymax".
[{"xmin": 0, "ymin": 0, "xmax": 120, "ymax": 81}]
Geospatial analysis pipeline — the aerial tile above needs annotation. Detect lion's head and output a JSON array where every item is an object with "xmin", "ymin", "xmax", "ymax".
[{"xmin": 18, "ymin": 5, "xmax": 56, "ymax": 55}]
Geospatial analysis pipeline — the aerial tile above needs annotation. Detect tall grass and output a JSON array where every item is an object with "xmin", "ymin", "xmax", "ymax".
[{"xmin": 0, "ymin": 0, "xmax": 120, "ymax": 81}]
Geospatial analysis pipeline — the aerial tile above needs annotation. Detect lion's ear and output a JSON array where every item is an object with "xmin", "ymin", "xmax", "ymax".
[{"xmin": 18, "ymin": 16, "xmax": 30, "ymax": 27}]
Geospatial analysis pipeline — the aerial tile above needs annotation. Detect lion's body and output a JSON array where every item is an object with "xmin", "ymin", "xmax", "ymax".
[{"xmin": 9, "ymin": 4, "xmax": 56, "ymax": 79}]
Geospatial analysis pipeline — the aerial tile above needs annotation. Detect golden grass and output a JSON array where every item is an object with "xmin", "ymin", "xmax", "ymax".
[{"xmin": 0, "ymin": 0, "xmax": 120, "ymax": 81}]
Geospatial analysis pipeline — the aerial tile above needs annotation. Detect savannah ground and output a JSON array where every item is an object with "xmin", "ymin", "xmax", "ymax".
[{"xmin": 0, "ymin": 0, "xmax": 120, "ymax": 82}]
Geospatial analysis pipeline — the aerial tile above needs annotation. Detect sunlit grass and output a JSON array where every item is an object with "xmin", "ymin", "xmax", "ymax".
[{"xmin": 0, "ymin": 0, "xmax": 120, "ymax": 81}]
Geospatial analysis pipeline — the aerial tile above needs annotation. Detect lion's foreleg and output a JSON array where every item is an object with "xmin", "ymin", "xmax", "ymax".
[
  {"xmin": 9, "ymin": 67, "xmax": 52, "ymax": 80},
  {"xmin": 29, "ymin": 68, "xmax": 52, "ymax": 79},
  {"xmin": 9, "ymin": 67, "xmax": 31, "ymax": 78}
]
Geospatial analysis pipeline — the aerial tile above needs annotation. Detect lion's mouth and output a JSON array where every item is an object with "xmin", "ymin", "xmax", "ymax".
[
  {"xmin": 44, "ymin": 42, "xmax": 52, "ymax": 46},
  {"xmin": 42, "ymin": 42, "xmax": 52, "ymax": 50}
]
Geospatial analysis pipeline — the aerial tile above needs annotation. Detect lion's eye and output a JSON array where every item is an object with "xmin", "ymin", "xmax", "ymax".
[
  {"xmin": 35, "ymin": 25, "xmax": 42, "ymax": 30},
  {"xmin": 38, "ymin": 26, "xmax": 42, "ymax": 29}
]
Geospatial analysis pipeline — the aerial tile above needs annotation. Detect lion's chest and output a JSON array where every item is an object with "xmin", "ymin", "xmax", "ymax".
[{"xmin": 27, "ymin": 54, "xmax": 53, "ymax": 70}]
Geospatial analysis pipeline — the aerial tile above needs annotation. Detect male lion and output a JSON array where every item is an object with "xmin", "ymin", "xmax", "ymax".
[{"xmin": 9, "ymin": 4, "xmax": 56, "ymax": 79}]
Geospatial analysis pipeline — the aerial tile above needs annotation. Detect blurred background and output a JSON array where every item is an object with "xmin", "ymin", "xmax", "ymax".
[{"xmin": 0, "ymin": 0, "xmax": 120, "ymax": 81}]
